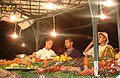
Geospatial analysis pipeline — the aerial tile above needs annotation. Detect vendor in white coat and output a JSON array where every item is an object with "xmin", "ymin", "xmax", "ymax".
[
  {"xmin": 32, "ymin": 38, "xmax": 56, "ymax": 59},
  {"xmin": 83, "ymin": 32, "xmax": 115, "ymax": 58}
]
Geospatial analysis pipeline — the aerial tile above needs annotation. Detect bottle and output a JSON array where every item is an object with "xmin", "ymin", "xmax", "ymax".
[{"xmin": 84, "ymin": 55, "xmax": 88, "ymax": 69}]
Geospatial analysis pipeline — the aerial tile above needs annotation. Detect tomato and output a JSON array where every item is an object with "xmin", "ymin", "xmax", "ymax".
[
  {"xmin": 60, "ymin": 65, "xmax": 66, "ymax": 71},
  {"xmin": 107, "ymin": 66, "xmax": 111, "ymax": 70}
]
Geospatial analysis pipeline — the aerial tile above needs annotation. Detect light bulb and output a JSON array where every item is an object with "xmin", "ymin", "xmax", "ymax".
[
  {"xmin": 101, "ymin": 0, "xmax": 115, "ymax": 7},
  {"xmin": 11, "ymin": 32, "xmax": 18, "ymax": 39},
  {"xmin": 100, "ymin": 11, "xmax": 108, "ymax": 19},
  {"xmin": 22, "ymin": 43, "xmax": 25, "ymax": 47},
  {"xmin": 10, "ymin": 14, "xmax": 16, "ymax": 22},
  {"xmin": 50, "ymin": 29, "xmax": 57, "ymax": 37},
  {"xmin": 44, "ymin": 2, "xmax": 58, "ymax": 10}
]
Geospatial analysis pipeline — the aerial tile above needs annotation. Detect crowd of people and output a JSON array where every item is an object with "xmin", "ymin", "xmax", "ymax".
[{"xmin": 31, "ymin": 32, "xmax": 116, "ymax": 59}]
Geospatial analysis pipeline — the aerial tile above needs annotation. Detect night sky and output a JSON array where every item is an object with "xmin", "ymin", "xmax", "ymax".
[{"xmin": 0, "ymin": 17, "xmax": 119, "ymax": 60}]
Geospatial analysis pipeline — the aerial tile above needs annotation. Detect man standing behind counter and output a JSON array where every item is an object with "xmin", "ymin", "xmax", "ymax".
[
  {"xmin": 32, "ymin": 38, "xmax": 56, "ymax": 59},
  {"xmin": 64, "ymin": 38, "xmax": 82, "ymax": 59}
]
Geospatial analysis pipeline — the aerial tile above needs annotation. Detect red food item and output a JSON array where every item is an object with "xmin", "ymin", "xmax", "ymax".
[
  {"xmin": 79, "ymin": 69, "xmax": 90, "ymax": 76},
  {"xmin": 89, "ymin": 67, "xmax": 94, "ymax": 75},
  {"xmin": 85, "ymin": 69, "xmax": 90, "ymax": 73},
  {"xmin": 60, "ymin": 65, "xmax": 66, "ymax": 71},
  {"xmin": 47, "ymin": 58, "xmax": 53, "ymax": 61},
  {"xmin": 103, "ymin": 66, "xmax": 107, "ymax": 70},
  {"xmin": 107, "ymin": 66, "xmax": 111, "ymax": 70},
  {"xmin": 35, "ymin": 58, "xmax": 41, "ymax": 62},
  {"xmin": 55, "ymin": 66, "xmax": 60, "ymax": 71},
  {"xmin": 49, "ymin": 66, "xmax": 60, "ymax": 72},
  {"xmin": 83, "ymin": 69, "xmax": 90, "ymax": 76},
  {"xmin": 35, "ymin": 68, "xmax": 45, "ymax": 73},
  {"xmin": 101, "ymin": 60, "xmax": 106, "ymax": 66},
  {"xmin": 114, "ymin": 62, "xmax": 119, "ymax": 67},
  {"xmin": 83, "ymin": 73, "xmax": 88, "ymax": 76},
  {"xmin": 79, "ymin": 71, "xmax": 84, "ymax": 75},
  {"xmin": 99, "ymin": 62, "xmax": 102, "ymax": 67},
  {"xmin": 79, "ymin": 71, "xmax": 85, "ymax": 75},
  {"xmin": 105, "ymin": 60, "xmax": 110, "ymax": 64}
]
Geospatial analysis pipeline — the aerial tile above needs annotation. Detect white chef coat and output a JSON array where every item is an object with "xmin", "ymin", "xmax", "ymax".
[{"xmin": 35, "ymin": 48, "xmax": 56, "ymax": 59}]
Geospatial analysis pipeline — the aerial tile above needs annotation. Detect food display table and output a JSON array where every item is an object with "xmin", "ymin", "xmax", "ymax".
[
  {"xmin": 3, "ymin": 69, "xmax": 119, "ymax": 78},
  {"xmin": 0, "ymin": 54, "xmax": 120, "ymax": 78}
]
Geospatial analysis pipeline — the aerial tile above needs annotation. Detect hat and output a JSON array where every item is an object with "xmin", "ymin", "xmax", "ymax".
[{"xmin": 98, "ymin": 32, "xmax": 109, "ymax": 43}]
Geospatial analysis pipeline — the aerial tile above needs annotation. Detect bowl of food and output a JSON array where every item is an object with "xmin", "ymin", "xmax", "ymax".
[{"xmin": 15, "ymin": 54, "xmax": 26, "ymax": 59}]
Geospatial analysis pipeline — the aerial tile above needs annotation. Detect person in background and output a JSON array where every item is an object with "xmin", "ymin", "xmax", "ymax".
[
  {"xmin": 64, "ymin": 38, "xmax": 82, "ymax": 59},
  {"xmin": 32, "ymin": 38, "xmax": 56, "ymax": 59},
  {"xmin": 83, "ymin": 32, "xmax": 116, "ymax": 58}
]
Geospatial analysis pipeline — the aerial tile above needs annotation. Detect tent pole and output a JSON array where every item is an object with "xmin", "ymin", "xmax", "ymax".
[
  {"xmin": 116, "ymin": 0, "xmax": 120, "ymax": 51},
  {"xmin": 88, "ymin": 0, "xmax": 99, "ymax": 77}
]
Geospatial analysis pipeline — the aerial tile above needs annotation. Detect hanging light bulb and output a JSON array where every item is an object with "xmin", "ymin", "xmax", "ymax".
[
  {"xmin": 10, "ymin": 14, "xmax": 16, "ymax": 22},
  {"xmin": 50, "ymin": 16, "xmax": 57, "ymax": 37},
  {"xmin": 44, "ymin": 2, "xmax": 58, "ymax": 10},
  {"xmin": 22, "ymin": 43, "xmax": 25, "ymax": 47},
  {"xmin": 11, "ymin": 22, "xmax": 18, "ymax": 39},
  {"xmin": 101, "ymin": 0, "xmax": 115, "ymax": 7},
  {"xmin": 51, "ymin": 28, "xmax": 57, "ymax": 37},
  {"xmin": 99, "ymin": 10, "xmax": 108, "ymax": 19},
  {"xmin": 11, "ymin": 32, "xmax": 18, "ymax": 39},
  {"xmin": 99, "ymin": 0, "xmax": 108, "ymax": 20}
]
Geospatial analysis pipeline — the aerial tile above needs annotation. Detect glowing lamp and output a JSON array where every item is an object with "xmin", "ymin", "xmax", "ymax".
[
  {"xmin": 22, "ymin": 43, "xmax": 25, "ymax": 47},
  {"xmin": 50, "ymin": 29, "xmax": 57, "ymax": 37},
  {"xmin": 11, "ymin": 32, "xmax": 18, "ymax": 39},
  {"xmin": 10, "ymin": 14, "xmax": 16, "ymax": 22},
  {"xmin": 101, "ymin": 0, "xmax": 115, "ymax": 7},
  {"xmin": 99, "ymin": 11, "xmax": 108, "ymax": 19},
  {"xmin": 44, "ymin": 2, "xmax": 58, "ymax": 10}
]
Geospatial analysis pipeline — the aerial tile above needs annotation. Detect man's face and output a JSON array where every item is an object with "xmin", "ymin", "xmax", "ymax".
[
  {"xmin": 46, "ymin": 40, "xmax": 53, "ymax": 49},
  {"xmin": 65, "ymin": 40, "xmax": 73, "ymax": 49},
  {"xmin": 98, "ymin": 34, "xmax": 106, "ymax": 44}
]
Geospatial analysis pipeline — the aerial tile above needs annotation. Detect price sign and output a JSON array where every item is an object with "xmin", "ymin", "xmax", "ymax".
[{"xmin": 0, "ymin": 3, "xmax": 16, "ymax": 13}]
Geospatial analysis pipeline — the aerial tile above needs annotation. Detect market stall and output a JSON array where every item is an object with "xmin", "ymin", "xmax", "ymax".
[
  {"xmin": 0, "ymin": 0, "xmax": 120, "ymax": 78},
  {"xmin": 0, "ymin": 52, "xmax": 120, "ymax": 78}
]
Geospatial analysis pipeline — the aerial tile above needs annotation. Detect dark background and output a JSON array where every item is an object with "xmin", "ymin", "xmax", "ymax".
[{"xmin": 0, "ymin": 18, "xmax": 118, "ymax": 60}]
